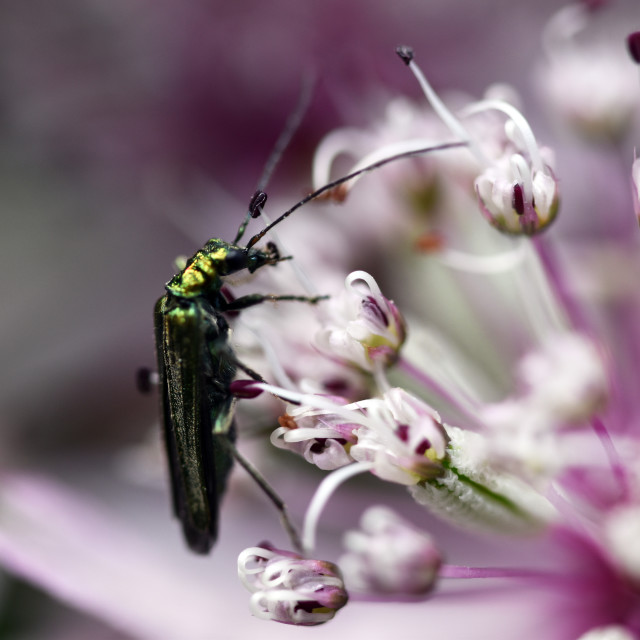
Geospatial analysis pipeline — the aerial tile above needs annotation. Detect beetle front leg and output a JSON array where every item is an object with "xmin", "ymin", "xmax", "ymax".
[{"xmin": 221, "ymin": 292, "xmax": 328, "ymax": 312}]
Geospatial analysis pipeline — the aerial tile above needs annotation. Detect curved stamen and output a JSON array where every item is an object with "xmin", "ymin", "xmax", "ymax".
[
  {"xmin": 302, "ymin": 461, "xmax": 374, "ymax": 554},
  {"xmin": 460, "ymin": 100, "xmax": 544, "ymax": 173}
]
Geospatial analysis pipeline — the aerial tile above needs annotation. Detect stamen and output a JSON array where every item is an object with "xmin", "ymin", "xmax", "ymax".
[
  {"xmin": 434, "ymin": 243, "xmax": 528, "ymax": 274},
  {"xmin": 460, "ymin": 100, "xmax": 544, "ymax": 173},
  {"xmin": 345, "ymin": 270, "xmax": 383, "ymax": 299},
  {"xmin": 512, "ymin": 183, "xmax": 525, "ymax": 216},
  {"xmin": 395, "ymin": 46, "xmax": 481, "ymax": 162},
  {"xmin": 238, "ymin": 321, "xmax": 297, "ymax": 390},
  {"xmin": 302, "ymin": 462, "xmax": 374, "ymax": 554},
  {"xmin": 254, "ymin": 382, "xmax": 372, "ymax": 428},
  {"xmin": 312, "ymin": 127, "xmax": 372, "ymax": 189},
  {"xmin": 627, "ymin": 32, "xmax": 640, "ymax": 65}
]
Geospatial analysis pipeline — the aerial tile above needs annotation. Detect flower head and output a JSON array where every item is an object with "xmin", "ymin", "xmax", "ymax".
[
  {"xmin": 474, "ymin": 148, "xmax": 559, "ymax": 235},
  {"xmin": 538, "ymin": 4, "xmax": 640, "ymax": 141},
  {"xmin": 340, "ymin": 506, "xmax": 441, "ymax": 595},
  {"xmin": 237, "ymin": 544, "xmax": 348, "ymax": 626},
  {"xmin": 315, "ymin": 270, "xmax": 407, "ymax": 371}
]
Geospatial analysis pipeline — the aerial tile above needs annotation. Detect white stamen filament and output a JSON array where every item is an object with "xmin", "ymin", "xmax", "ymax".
[
  {"xmin": 520, "ymin": 241, "xmax": 568, "ymax": 337},
  {"xmin": 460, "ymin": 100, "xmax": 544, "ymax": 173},
  {"xmin": 238, "ymin": 321, "xmax": 297, "ymax": 390},
  {"xmin": 312, "ymin": 127, "xmax": 372, "ymax": 189},
  {"xmin": 254, "ymin": 382, "xmax": 372, "ymax": 428},
  {"xmin": 406, "ymin": 60, "xmax": 483, "ymax": 163},
  {"xmin": 346, "ymin": 270, "xmax": 383, "ymax": 298},
  {"xmin": 372, "ymin": 360, "xmax": 391, "ymax": 396},
  {"xmin": 238, "ymin": 546, "xmax": 277, "ymax": 589},
  {"xmin": 302, "ymin": 461, "xmax": 374, "ymax": 554},
  {"xmin": 257, "ymin": 209, "xmax": 320, "ymax": 298},
  {"xmin": 275, "ymin": 427, "xmax": 347, "ymax": 443},
  {"xmin": 434, "ymin": 242, "xmax": 528, "ymax": 274},
  {"xmin": 510, "ymin": 154, "xmax": 534, "ymax": 201}
]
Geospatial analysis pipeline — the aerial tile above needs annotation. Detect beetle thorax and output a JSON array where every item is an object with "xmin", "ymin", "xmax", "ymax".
[{"xmin": 165, "ymin": 246, "xmax": 227, "ymax": 298}]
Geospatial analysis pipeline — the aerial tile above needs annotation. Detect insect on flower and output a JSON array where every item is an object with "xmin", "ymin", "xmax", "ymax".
[{"xmin": 143, "ymin": 83, "xmax": 468, "ymax": 555}]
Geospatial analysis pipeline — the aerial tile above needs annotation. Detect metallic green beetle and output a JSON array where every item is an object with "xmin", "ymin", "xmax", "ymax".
[{"xmin": 154, "ymin": 207, "xmax": 322, "ymax": 554}]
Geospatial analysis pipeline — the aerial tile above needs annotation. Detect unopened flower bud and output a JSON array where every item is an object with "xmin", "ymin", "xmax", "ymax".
[
  {"xmin": 340, "ymin": 506, "xmax": 441, "ymax": 595},
  {"xmin": 238, "ymin": 544, "xmax": 348, "ymax": 626},
  {"xmin": 316, "ymin": 271, "xmax": 407, "ymax": 372},
  {"xmin": 475, "ymin": 152, "xmax": 559, "ymax": 235},
  {"xmin": 517, "ymin": 333, "xmax": 608, "ymax": 424}
]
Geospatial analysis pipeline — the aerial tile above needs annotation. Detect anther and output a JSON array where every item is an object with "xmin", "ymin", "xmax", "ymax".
[
  {"xmin": 395, "ymin": 45, "xmax": 415, "ymax": 66},
  {"xmin": 512, "ymin": 183, "xmax": 526, "ymax": 216},
  {"xmin": 627, "ymin": 32, "xmax": 640, "ymax": 65}
]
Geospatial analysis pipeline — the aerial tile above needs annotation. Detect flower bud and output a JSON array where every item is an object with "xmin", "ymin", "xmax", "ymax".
[
  {"xmin": 517, "ymin": 333, "xmax": 608, "ymax": 424},
  {"xmin": 315, "ymin": 271, "xmax": 406, "ymax": 372},
  {"xmin": 340, "ymin": 506, "xmax": 441, "ymax": 595},
  {"xmin": 475, "ymin": 151, "xmax": 559, "ymax": 235},
  {"xmin": 238, "ymin": 544, "xmax": 348, "ymax": 626}
]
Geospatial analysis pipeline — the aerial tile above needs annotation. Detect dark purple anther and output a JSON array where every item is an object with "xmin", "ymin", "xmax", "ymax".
[
  {"xmin": 362, "ymin": 296, "xmax": 388, "ymax": 327},
  {"xmin": 397, "ymin": 424, "xmax": 410, "ymax": 442},
  {"xmin": 295, "ymin": 600, "xmax": 324, "ymax": 614},
  {"xmin": 396, "ymin": 46, "xmax": 414, "ymax": 66},
  {"xmin": 230, "ymin": 379, "xmax": 264, "ymax": 399},
  {"xmin": 512, "ymin": 183, "xmax": 525, "ymax": 216},
  {"xmin": 249, "ymin": 190, "xmax": 268, "ymax": 218},
  {"xmin": 323, "ymin": 378, "xmax": 349, "ymax": 395},
  {"xmin": 415, "ymin": 439, "xmax": 431, "ymax": 456},
  {"xmin": 627, "ymin": 32, "xmax": 640, "ymax": 65}
]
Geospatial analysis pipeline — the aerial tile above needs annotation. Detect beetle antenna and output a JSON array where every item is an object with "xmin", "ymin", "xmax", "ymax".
[
  {"xmin": 245, "ymin": 139, "xmax": 468, "ymax": 249},
  {"xmin": 233, "ymin": 74, "xmax": 315, "ymax": 245}
]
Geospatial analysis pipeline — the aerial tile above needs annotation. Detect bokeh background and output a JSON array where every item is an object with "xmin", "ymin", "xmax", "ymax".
[{"xmin": 0, "ymin": 0, "xmax": 610, "ymax": 637}]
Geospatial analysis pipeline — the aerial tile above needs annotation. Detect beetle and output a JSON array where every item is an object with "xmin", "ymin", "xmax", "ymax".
[
  {"xmin": 151, "ymin": 111, "xmax": 466, "ymax": 554},
  {"xmin": 154, "ymin": 188, "xmax": 329, "ymax": 553}
]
